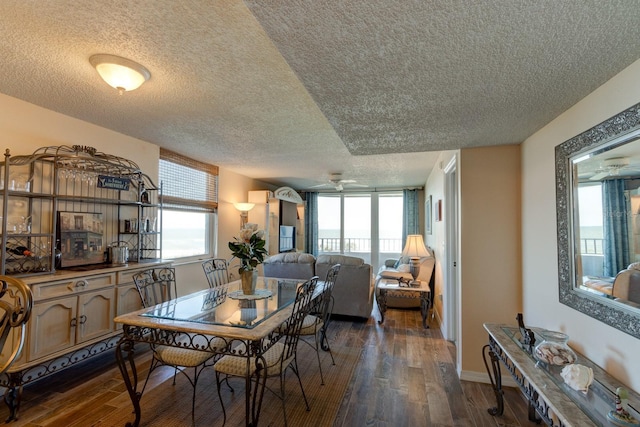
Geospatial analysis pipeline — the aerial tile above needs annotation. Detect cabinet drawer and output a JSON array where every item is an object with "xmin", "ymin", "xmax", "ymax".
[
  {"xmin": 31, "ymin": 273, "xmax": 116, "ymax": 300},
  {"xmin": 117, "ymin": 268, "xmax": 149, "ymax": 285}
]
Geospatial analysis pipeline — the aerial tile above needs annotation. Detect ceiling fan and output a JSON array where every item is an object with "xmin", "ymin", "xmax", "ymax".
[
  {"xmin": 309, "ymin": 174, "xmax": 367, "ymax": 191},
  {"xmin": 588, "ymin": 157, "xmax": 640, "ymax": 181}
]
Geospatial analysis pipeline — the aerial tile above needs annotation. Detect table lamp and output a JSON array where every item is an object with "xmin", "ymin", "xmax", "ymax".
[{"xmin": 401, "ymin": 234, "xmax": 431, "ymax": 286}]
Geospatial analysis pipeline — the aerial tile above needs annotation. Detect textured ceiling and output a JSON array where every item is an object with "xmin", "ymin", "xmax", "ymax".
[{"xmin": 1, "ymin": 1, "xmax": 640, "ymax": 190}]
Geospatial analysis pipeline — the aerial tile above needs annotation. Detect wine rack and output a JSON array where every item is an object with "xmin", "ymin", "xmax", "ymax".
[{"xmin": 0, "ymin": 145, "xmax": 162, "ymax": 276}]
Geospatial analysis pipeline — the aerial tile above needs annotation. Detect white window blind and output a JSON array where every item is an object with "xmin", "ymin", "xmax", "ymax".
[{"xmin": 159, "ymin": 148, "xmax": 218, "ymax": 211}]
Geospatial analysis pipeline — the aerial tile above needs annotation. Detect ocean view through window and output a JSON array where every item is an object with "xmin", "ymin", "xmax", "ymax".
[
  {"xmin": 317, "ymin": 192, "xmax": 403, "ymax": 271},
  {"xmin": 578, "ymin": 183, "xmax": 603, "ymax": 277},
  {"xmin": 161, "ymin": 210, "xmax": 213, "ymax": 258}
]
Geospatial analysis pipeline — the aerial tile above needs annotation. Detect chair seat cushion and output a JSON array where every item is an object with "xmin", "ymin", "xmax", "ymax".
[
  {"xmin": 155, "ymin": 336, "xmax": 225, "ymax": 367},
  {"xmin": 156, "ymin": 346, "xmax": 213, "ymax": 367},
  {"xmin": 214, "ymin": 342, "xmax": 293, "ymax": 377},
  {"xmin": 278, "ymin": 314, "xmax": 320, "ymax": 336},
  {"xmin": 298, "ymin": 314, "xmax": 322, "ymax": 336}
]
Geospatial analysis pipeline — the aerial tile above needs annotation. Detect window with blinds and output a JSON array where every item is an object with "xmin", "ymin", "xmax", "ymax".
[
  {"xmin": 159, "ymin": 148, "xmax": 218, "ymax": 211},
  {"xmin": 159, "ymin": 149, "xmax": 218, "ymax": 258}
]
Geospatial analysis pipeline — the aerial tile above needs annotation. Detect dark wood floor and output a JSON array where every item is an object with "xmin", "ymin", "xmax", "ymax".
[
  {"xmin": 2, "ymin": 305, "xmax": 538, "ymax": 427},
  {"xmin": 332, "ymin": 306, "xmax": 539, "ymax": 427}
]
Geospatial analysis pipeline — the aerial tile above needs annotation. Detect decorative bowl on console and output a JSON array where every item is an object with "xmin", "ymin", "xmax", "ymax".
[{"xmin": 533, "ymin": 330, "xmax": 577, "ymax": 366}]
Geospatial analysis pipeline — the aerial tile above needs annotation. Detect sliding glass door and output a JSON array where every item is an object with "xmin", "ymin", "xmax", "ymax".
[
  {"xmin": 317, "ymin": 192, "xmax": 402, "ymax": 271},
  {"xmin": 317, "ymin": 195, "xmax": 342, "ymax": 252},
  {"xmin": 378, "ymin": 193, "xmax": 403, "ymax": 268}
]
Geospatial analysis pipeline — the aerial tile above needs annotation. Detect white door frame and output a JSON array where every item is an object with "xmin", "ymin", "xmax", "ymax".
[{"xmin": 443, "ymin": 156, "xmax": 459, "ymax": 349}]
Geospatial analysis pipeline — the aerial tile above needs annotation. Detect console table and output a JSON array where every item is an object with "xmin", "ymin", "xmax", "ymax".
[{"xmin": 483, "ymin": 323, "xmax": 640, "ymax": 426}]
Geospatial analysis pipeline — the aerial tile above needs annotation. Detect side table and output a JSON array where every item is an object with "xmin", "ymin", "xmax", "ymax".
[{"xmin": 376, "ymin": 278, "xmax": 431, "ymax": 328}]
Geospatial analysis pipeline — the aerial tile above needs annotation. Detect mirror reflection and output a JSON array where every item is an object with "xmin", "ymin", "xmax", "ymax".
[
  {"xmin": 573, "ymin": 134, "xmax": 640, "ymax": 309},
  {"xmin": 557, "ymin": 103, "xmax": 640, "ymax": 339}
]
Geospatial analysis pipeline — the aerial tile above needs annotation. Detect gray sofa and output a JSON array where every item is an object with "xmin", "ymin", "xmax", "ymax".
[
  {"xmin": 263, "ymin": 252, "xmax": 374, "ymax": 319},
  {"xmin": 262, "ymin": 252, "xmax": 316, "ymax": 279}
]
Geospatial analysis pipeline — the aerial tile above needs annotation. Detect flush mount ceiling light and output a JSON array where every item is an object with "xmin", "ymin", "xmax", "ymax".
[{"xmin": 89, "ymin": 54, "xmax": 150, "ymax": 95}]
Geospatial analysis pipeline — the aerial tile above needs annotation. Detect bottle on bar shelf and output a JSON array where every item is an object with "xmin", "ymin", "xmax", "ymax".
[{"xmin": 6, "ymin": 243, "xmax": 32, "ymax": 257}]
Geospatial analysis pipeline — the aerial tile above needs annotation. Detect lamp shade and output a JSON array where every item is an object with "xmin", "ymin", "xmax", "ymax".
[
  {"xmin": 402, "ymin": 234, "xmax": 429, "ymax": 258},
  {"xmin": 89, "ymin": 54, "xmax": 150, "ymax": 94},
  {"xmin": 234, "ymin": 202, "xmax": 255, "ymax": 212}
]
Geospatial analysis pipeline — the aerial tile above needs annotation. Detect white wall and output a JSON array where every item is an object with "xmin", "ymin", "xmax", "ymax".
[{"xmin": 522, "ymin": 58, "xmax": 640, "ymax": 391}]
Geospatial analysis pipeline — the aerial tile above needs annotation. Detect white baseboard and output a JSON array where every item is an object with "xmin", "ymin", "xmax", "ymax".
[
  {"xmin": 460, "ymin": 370, "xmax": 519, "ymax": 389},
  {"xmin": 429, "ymin": 311, "xmax": 519, "ymax": 390}
]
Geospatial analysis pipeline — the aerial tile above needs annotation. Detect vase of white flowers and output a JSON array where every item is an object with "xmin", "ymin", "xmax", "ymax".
[{"xmin": 229, "ymin": 223, "xmax": 268, "ymax": 295}]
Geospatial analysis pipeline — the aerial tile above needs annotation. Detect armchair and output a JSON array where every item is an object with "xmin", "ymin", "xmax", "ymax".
[
  {"xmin": 262, "ymin": 252, "xmax": 374, "ymax": 319},
  {"xmin": 612, "ymin": 264, "xmax": 640, "ymax": 305},
  {"xmin": 316, "ymin": 254, "xmax": 374, "ymax": 319}
]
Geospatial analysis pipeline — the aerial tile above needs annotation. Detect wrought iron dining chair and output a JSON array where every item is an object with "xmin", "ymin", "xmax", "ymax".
[
  {"xmin": 213, "ymin": 276, "xmax": 319, "ymax": 427},
  {"xmin": 202, "ymin": 258, "xmax": 230, "ymax": 288},
  {"xmin": 133, "ymin": 267, "xmax": 224, "ymax": 424},
  {"xmin": 0, "ymin": 275, "xmax": 32, "ymax": 374},
  {"xmin": 298, "ymin": 263, "xmax": 341, "ymax": 385},
  {"xmin": 202, "ymin": 258, "xmax": 230, "ymax": 309}
]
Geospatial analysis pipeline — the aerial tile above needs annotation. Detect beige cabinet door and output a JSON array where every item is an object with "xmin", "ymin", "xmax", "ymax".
[
  {"xmin": 77, "ymin": 288, "xmax": 115, "ymax": 344},
  {"xmin": 116, "ymin": 283, "xmax": 143, "ymax": 317},
  {"xmin": 0, "ymin": 327, "xmax": 27, "ymax": 368},
  {"xmin": 28, "ymin": 296, "xmax": 77, "ymax": 362}
]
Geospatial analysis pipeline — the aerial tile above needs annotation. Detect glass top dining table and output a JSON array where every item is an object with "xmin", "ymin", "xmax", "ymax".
[
  {"xmin": 140, "ymin": 276, "xmax": 303, "ymax": 328},
  {"xmin": 114, "ymin": 276, "xmax": 322, "ymax": 427}
]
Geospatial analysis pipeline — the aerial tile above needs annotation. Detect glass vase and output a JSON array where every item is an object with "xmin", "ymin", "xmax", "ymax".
[
  {"xmin": 533, "ymin": 330, "xmax": 577, "ymax": 366},
  {"xmin": 241, "ymin": 269, "xmax": 258, "ymax": 295}
]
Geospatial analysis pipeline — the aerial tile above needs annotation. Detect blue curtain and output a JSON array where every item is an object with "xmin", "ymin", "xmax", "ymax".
[
  {"xmin": 402, "ymin": 189, "xmax": 419, "ymax": 248},
  {"xmin": 304, "ymin": 192, "xmax": 318, "ymax": 256},
  {"xmin": 602, "ymin": 179, "xmax": 630, "ymax": 276}
]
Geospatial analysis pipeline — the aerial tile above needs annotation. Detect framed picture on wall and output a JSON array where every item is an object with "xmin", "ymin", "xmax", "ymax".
[
  {"xmin": 435, "ymin": 199, "xmax": 443, "ymax": 222},
  {"xmin": 426, "ymin": 195, "xmax": 432, "ymax": 234},
  {"xmin": 57, "ymin": 211, "xmax": 105, "ymax": 268}
]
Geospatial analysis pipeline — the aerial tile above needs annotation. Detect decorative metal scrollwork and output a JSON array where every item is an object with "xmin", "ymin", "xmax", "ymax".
[{"xmin": 486, "ymin": 335, "xmax": 558, "ymax": 426}]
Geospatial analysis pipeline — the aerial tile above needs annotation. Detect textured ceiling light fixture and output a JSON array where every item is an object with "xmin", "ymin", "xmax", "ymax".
[{"xmin": 89, "ymin": 54, "xmax": 150, "ymax": 95}]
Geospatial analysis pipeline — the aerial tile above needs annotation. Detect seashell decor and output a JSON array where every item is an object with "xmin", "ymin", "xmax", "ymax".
[{"xmin": 561, "ymin": 364, "xmax": 594, "ymax": 392}]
